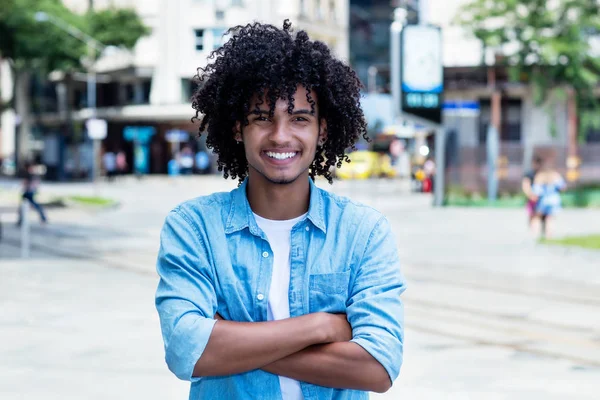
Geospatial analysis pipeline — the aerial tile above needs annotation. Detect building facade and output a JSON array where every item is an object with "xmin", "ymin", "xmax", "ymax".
[
  {"xmin": 352, "ymin": 0, "xmax": 599, "ymax": 192},
  {"xmin": 1, "ymin": 0, "xmax": 349, "ymax": 179},
  {"xmin": 427, "ymin": 0, "xmax": 600, "ymax": 191}
]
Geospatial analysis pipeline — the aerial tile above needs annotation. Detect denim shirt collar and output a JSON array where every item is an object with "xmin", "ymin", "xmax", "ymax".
[{"xmin": 225, "ymin": 177, "xmax": 326, "ymax": 235}]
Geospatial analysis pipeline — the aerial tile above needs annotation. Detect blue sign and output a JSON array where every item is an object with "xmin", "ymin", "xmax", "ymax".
[
  {"xmin": 442, "ymin": 101, "xmax": 480, "ymax": 117},
  {"xmin": 123, "ymin": 126, "xmax": 156, "ymax": 144},
  {"xmin": 134, "ymin": 144, "xmax": 150, "ymax": 174},
  {"xmin": 442, "ymin": 101, "xmax": 480, "ymax": 110},
  {"xmin": 165, "ymin": 129, "xmax": 190, "ymax": 143}
]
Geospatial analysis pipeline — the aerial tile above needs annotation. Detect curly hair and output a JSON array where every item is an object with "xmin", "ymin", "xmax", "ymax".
[{"xmin": 191, "ymin": 20, "xmax": 368, "ymax": 184}]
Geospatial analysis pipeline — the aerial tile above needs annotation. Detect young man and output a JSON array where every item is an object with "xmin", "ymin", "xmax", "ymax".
[{"xmin": 156, "ymin": 21, "xmax": 406, "ymax": 399}]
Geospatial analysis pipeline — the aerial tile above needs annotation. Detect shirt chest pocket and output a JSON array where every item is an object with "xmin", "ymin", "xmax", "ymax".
[{"xmin": 308, "ymin": 270, "xmax": 351, "ymax": 314}]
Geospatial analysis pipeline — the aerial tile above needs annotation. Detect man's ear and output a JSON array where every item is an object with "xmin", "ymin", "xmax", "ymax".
[
  {"xmin": 318, "ymin": 119, "xmax": 327, "ymax": 146},
  {"xmin": 234, "ymin": 122, "xmax": 242, "ymax": 142}
]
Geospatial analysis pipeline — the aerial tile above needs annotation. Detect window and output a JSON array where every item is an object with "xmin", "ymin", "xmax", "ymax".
[
  {"xmin": 329, "ymin": 0, "xmax": 336, "ymax": 21},
  {"xmin": 581, "ymin": 103, "xmax": 600, "ymax": 143},
  {"xmin": 478, "ymin": 98, "xmax": 522, "ymax": 143},
  {"xmin": 300, "ymin": 0, "xmax": 307, "ymax": 16},
  {"xmin": 125, "ymin": 83, "xmax": 135, "ymax": 104},
  {"xmin": 194, "ymin": 29, "xmax": 205, "ymax": 51},
  {"xmin": 315, "ymin": 0, "xmax": 323, "ymax": 20},
  {"xmin": 141, "ymin": 80, "xmax": 152, "ymax": 104},
  {"xmin": 212, "ymin": 28, "xmax": 227, "ymax": 50},
  {"xmin": 586, "ymin": 128, "xmax": 600, "ymax": 143},
  {"xmin": 215, "ymin": 10, "xmax": 225, "ymax": 20},
  {"xmin": 181, "ymin": 79, "xmax": 202, "ymax": 102}
]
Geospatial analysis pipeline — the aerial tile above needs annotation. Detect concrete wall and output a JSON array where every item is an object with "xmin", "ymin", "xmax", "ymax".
[
  {"xmin": 522, "ymin": 94, "xmax": 568, "ymax": 146},
  {"xmin": 0, "ymin": 60, "xmax": 15, "ymax": 160}
]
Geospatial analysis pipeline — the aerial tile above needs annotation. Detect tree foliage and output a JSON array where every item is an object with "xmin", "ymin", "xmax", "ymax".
[
  {"xmin": 457, "ymin": 0, "xmax": 600, "ymax": 138},
  {"xmin": 0, "ymin": 0, "xmax": 149, "ymax": 73},
  {"xmin": 87, "ymin": 8, "xmax": 151, "ymax": 50},
  {"xmin": 0, "ymin": 0, "xmax": 87, "ymax": 71}
]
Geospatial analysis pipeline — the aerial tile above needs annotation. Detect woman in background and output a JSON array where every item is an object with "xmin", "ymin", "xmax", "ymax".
[
  {"xmin": 531, "ymin": 161, "xmax": 566, "ymax": 239},
  {"xmin": 522, "ymin": 155, "xmax": 542, "ymax": 233}
]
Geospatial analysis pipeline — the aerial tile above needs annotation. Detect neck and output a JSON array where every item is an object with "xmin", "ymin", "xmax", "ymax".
[{"xmin": 246, "ymin": 172, "xmax": 311, "ymax": 220}]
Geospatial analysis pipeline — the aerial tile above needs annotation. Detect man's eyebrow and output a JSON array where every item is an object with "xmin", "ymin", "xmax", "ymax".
[
  {"xmin": 291, "ymin": 109, "xmax": 315, "ymax": 115},
  {"xmin": 249, "ymin": 109, "xmax": 315, "ymax": 116},
  {"xmin": 249, "ymin": 110, "xmax": 270, "ymax": 115}
]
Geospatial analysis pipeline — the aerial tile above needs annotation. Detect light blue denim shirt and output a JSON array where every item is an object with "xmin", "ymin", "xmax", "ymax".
[{"xmin": 156, "ymin": 178, "xmax": 406, "ymax": 400}]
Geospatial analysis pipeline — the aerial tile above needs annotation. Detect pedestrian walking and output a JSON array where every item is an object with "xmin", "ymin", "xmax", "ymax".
[
  {"xmin": 17, "ymin": 162, "xmax": 47, "ymax": 226},
  {"xmin": 155, "ymin": 21, "xmax": 406, "ymax": 400},
  {"xmin": 522, "ymin": 155, "xmax": 543, "ymax": 233},
  {"xmin": 531, "ymin": 160, "xmax": 566, "ymax": 239},
  {"xmin": 178, "ymin": 146, "xmax": 194, "ymax": 175},
  {"xmin": 102, "ymin": 150, "xmax": 117, "ymax": 182},
  {"xmin": 116, "ymin": 150, "xmax": 128, "ymax": 177}
]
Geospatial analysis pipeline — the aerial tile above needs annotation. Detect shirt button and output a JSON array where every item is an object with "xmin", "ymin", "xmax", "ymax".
[
  {"xmin": 262, "ymin": 251, "xmax": 269, "ymax": 258},
  {"xmin": 257, "ymin": 293, "xmax": 265, "ymax": 301},
  {"xmin": 305, "ymin": 226, "xmax": 310, "ymax": 231}
]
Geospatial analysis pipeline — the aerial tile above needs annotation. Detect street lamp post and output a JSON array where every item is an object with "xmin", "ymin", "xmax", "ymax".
[{"xmin": 34, "ymin": 11, "xmax": 106, "ymax": 184}]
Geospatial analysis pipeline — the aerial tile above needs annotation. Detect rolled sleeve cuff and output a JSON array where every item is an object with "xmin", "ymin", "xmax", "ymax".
[
  {"xmin": 351, "ymin": 335, "xmax": 403, "ymax": 384},
  {"xmin": 165, "ymin": 315, "xmax": 217, "ymax": 381}
]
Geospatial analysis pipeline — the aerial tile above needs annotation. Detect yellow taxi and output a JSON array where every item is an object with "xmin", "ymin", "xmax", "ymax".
[{"xmin": 335, "ymin": 150, "xmax": 396, "ymax": 180}]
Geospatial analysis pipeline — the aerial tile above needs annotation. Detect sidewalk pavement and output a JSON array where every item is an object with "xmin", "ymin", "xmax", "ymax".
[
  {"xmin": 2, "ymin": 176, "xmax": 600, "ymax": 399},
  {"xmin": 2, "ymin": 176, "xmax": 599, "ymax": 287}
]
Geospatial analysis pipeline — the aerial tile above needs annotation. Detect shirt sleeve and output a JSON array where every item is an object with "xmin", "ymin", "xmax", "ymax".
[
  {"xmin": 347, "ymin": 216, "xmax": 406, "ymax": 385},
  {"xmin": 155, "ymin": 208, "xmax": 218, "ymax": 381}
]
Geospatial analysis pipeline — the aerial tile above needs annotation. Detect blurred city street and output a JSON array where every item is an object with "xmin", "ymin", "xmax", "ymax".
[{"xmin": 1, "ymin": 176, "xmax": 599, "ymax": 399}]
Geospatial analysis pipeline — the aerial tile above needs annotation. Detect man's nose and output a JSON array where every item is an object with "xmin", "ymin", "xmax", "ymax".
[{"xmin": 268, "ymin": 121, "xmax": 291, "ymax": 144}]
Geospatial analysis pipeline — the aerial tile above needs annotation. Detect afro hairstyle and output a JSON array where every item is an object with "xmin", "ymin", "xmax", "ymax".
[{"xmin": 191, "ymin": 20, "xmax": 368, "ymax": 184}]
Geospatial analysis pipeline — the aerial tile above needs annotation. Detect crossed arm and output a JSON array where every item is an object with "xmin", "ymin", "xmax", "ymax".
[
  {"xmin": 157, "ymin": 211, "xmax": 404, "ymax": 394},
  {"xmin": 192, "ymin": 312, "xmax": 391, "ymax": 393}
]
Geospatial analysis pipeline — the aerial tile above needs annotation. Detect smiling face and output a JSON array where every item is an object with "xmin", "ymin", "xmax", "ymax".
[{"xmin": 236, "ymin": 85, "xmax": 326, "ymax": 186}]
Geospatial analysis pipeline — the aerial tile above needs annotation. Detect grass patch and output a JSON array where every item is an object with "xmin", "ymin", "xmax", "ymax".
[
  {"xmin": 67, "ymin": 196, "xmax": 116, "ymax": 207},
  {"xmin": 445, "ymin": 185, "xmax": 600, "ymax": 208},
  {"xmin": 543, "ymin": 234, "xmax": 600, "ymax": 250}
]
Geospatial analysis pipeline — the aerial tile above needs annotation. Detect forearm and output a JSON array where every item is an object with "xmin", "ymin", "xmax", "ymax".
[
  {"xmin": 193, "ymin": 313, "xmax": 326, "ymax": 378},
  {"xmin": 261, "ymin": 342, "xmax": 391, "ymax": 393}
]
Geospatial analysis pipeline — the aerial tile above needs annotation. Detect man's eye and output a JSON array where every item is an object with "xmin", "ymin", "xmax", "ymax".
[
  {"xmin": 294, "ymin": 117, "xmax": 308, "ymax": 122},
  {"xmin": 255, "ymin": 116, "xmax": 269, "ymax": 122}
]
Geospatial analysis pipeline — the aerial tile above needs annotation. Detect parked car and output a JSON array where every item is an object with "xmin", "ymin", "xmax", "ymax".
[{"xmin": 336, "ymin": 150, "xmax": 396, "ymax": 180}]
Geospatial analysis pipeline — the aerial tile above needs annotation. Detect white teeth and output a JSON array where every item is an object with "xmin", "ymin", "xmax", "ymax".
[{"xmin": 266, "ymin": 152, "xmax": 296, "ymax": 160}]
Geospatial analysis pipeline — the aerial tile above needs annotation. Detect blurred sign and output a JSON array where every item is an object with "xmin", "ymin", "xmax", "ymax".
[
  {"xmin": 443, "ymin": 101, "xmax": 480, "ymax": 117},
  {"xmin": 134, "ymin": 143, "xmax": 150, "ymax": 174},
  {"xmin": 401, "ymin": 25, "xmax": 443, "ymax": 124},
  {"xmin": 123, "ymin": 126, "xmax": 156, "ymax": 144},
  {"xmin": 165, "ymin": 129, "xmax": 190, "ymax": 143},
  {"xmin": 86, "ymin": 118, "xmax": 107, "ymax": 140}
]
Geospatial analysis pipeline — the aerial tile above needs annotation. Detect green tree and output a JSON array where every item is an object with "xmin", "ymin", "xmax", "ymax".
[
  {"xmin": 87, "ymin": 8, "xmax": 150, "ymax": 49},
  {"xmin": 0, "ymin": 0, "xmax": 149, "ymax": 170},
  {"xmin": 457, "ymin": 0, "xmax": 600, "ymax": 141}
]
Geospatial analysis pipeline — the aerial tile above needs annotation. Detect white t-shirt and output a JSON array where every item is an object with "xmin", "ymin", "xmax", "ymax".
[{"xmin": 253, "ymin": 212, "xmax": 307, "ymax": 400}]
